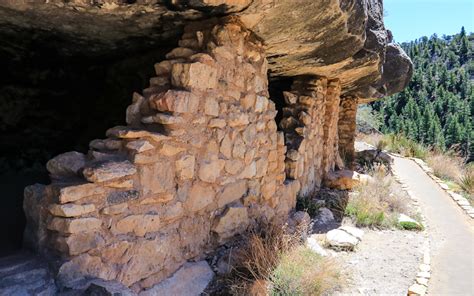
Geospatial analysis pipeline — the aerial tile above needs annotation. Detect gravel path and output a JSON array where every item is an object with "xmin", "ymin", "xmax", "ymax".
[
  {"xmin": 334, "ymin": 229, "xmax": 425, "ymax": 295},
  {"xmin": 392, "ymin": 156, "xmax": 474, "ymax": 295}
]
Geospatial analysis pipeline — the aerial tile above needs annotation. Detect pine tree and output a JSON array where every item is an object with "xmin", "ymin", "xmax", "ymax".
[{"xmin": 373, "ymin": 28, "xmax": 473, "ymax": 156}]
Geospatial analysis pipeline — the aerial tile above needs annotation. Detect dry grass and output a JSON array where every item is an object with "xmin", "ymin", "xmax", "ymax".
[
  {"xmin": 426, "ymin": 151, "xmax": 464, "ymax": 181},
  {"xmin": 345, "ymin": 165, "xmax": 409, "ymax": 228},
  {"xmin": 229, "ymin": 222, "xmax": 342, "ymax": 295},
  {"xmin": 460, "ymin": 164, "xmax": 474, "ymax": 196},
  {"xmin": 270, "ymin": 246, "xmax": 343, "ymax": 296}
]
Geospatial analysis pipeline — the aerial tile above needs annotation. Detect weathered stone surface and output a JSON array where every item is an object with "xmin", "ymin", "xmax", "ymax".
[
  {"xmin": 212, "ymin": 206, "xmax": 249, "ymax": 240},
  {"xmin": 48, "ymin": 218, "xmax": 102, "ymax": 234},
  {"xmin": 217, "ymin": 180, "xmax": 247, "ymax": 208},
  {"xmin": 176, "ymin": 155, "xmax": 195, "ymax": 180},
  {"xmin": 114, "ymin": 214, "xmax": 161, "ymax": 236},
  {"xmin": 140, "ymin": 261, "xmax": 214, "ymax": 296},
  {"xmin": 126, "ymin": 140, "xmax": 155, "ymax": 153},
  {"xmin": 171, "ymin": 62, "xmax": 218, "ymax": 91},
  {"xmin": 326, "ymin": 228, "xmax": 359, "ymax": 250},
  {"xmin": 324, "ymin": 170, "xmax": 371, "ymax": 190},
  {"xmin": 198, "ymin": 159, "xmax": 225, "ymax": 183},
  {"xmin": 306, "ymin": 235, "xmax": 328, "ymax": 257},
  {"xmin": 139, "ymin": 161, "xmax": 174, "ymax": 195},
  {"xmin": 58, "ymin": 183, "xmax": 108, "ymax": 204},
  {"xmin": 55, "ymin": 232, "xmax": 104, "ymax": 256},
  {"xmin": 49, "ymin": 203, "xmax": 96, "ymax": 218},
  {"xmin": 107, "ymin": 190, "xmax": 140, "ymax": 205},
  {"xmin": 152, "ymin": 90, "xmax": 199, "ymax": 114},
  {"xmin": 46, "ymin": 151, "xmax": 86, "ymax": 178},
  {"xmin": 83, "ymin": 161, "xmax": 137, "ymax": 183},
  {"xmin": 186, "ymin": 183, "xmax": 215, "ymax": 212}
]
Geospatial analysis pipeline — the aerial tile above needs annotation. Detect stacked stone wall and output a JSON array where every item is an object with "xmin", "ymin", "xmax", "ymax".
[
  {"xmin": 279, "ymin": 77, "xmax": 342, "ymax": 197},
  {"xmin": 23, "ymin": 20, "xmax": 300, "ymax": 290},
  {"xmin": 338, "ymin": 96, "xmax": 358, "ymax": 168}
]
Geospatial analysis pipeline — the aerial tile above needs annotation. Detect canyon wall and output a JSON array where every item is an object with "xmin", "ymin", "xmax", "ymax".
[{"xmin": 0, "ymin": 0, "xmax": 414, "ymax": 293}]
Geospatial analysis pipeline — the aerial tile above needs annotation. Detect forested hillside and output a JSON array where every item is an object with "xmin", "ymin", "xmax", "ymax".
[{"xmin": 372, "ymin": 27, "xmax": 473, "ymax": 158}]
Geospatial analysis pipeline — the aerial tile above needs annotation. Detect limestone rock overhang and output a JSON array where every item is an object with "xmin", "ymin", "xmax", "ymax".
[{"xmin": 0, "ymin": 0, "xmax": 412, "ymax": 99}]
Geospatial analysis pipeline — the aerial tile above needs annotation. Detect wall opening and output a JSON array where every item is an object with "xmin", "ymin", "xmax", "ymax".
[
  {"xmin": 268, "ymin": 76, "xmax": 293, "ymax": 129},
  {"xmin": 0, "ymin": 38, "xmax": 173, "ymax": 257}
]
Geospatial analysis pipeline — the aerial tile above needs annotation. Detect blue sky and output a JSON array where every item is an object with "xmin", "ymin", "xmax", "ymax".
[{"xmin": 384, "ymin": 0, "xmax": 474, "ymax": 42}]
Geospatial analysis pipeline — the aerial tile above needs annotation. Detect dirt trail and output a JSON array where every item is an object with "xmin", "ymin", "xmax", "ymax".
[{"xmin": 392, "ymin": 156, "xmax": 474, "ymax": 295}]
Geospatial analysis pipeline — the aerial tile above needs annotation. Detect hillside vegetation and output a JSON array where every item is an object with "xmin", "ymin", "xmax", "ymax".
[{"xmin": 372, "ymin": 27, "xmax": 473, "ymax": 159}]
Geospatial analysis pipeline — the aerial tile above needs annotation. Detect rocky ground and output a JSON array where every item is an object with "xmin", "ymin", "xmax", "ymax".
[{"xmin": 334, "ymin": 229, "xmax": 424, "ymax": 295}]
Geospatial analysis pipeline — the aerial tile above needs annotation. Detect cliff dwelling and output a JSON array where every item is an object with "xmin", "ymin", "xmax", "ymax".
[{"xmin": 0, "ymin": 0, "xmax": 413, "ymax": 294}]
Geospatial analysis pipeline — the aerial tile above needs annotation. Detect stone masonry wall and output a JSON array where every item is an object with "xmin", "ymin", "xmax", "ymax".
[
  {"xmin": 279, "ymin": 77, "xmax": 342, "ymax": 197},
  {"xmin": 23, "ymin": 19, "xmax": 300, "ymax": 291},
  {"xmin": 338, "ymin": 96, "xmax": 358, "ymax": 168}
]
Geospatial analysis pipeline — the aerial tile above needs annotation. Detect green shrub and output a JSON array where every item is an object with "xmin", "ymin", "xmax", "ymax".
[{"xmin": 398, "ymin": 221, "xmax": 423, "ymax": 231}]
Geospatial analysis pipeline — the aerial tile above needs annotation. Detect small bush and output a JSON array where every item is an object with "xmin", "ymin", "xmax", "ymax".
[
  {"xmin": 270, "ymin": 246, "xmax": 343, "ymax": 296},
  {"xmin": 229, "ymin": 223, "xmax": 305, "ymax": 294},
  {"xmin": 345, "ymin": 165, "xmax": 409, "ymax": 228},
  {"xmin": 398, "ymin": 221, "xmax": 423, "ymax": 231}
]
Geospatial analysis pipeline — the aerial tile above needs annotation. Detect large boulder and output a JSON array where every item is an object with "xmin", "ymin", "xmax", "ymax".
[{"xmin": 324, "ymin": 169, "xmax": 372, "ymax": 190}]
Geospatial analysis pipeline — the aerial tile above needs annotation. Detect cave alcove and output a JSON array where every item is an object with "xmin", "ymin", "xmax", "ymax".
[{"xmin": 0, "ymin": 32, "xmax": 175, "ymax": 257}]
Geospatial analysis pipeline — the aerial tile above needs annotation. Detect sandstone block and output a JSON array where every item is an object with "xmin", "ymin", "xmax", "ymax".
[
  {"xmin": 49, "ymin": 203, "xmax": 96, "ymax": 218},
  {"xmin": 46, "ymin": 151, "xmax": 86, "ymax": 178},
  {"xmin": 238, "ymin": 161, "xmax": 257, "ymax": 179},
  {"xmin": 126, "ymin": 92, "xmax": 145, "ymax": 126},
  {"xmin": 54, "ymin": 232, "xmax": 104, "ymax": 256},
  {"xmin": 118, "ymin": 234, "xmax": 181, "ymax": 286},
  {"xmin": 48, "ymin": 217, "xmax": 102, "ymax": 234},
  {"xmin": 186, "ymin": 183, "xmax": 215, "ymax": 212},
  {"xmin": 162, "ymin": 202, "xmax": 184, "ymax": 223},
  {"xmin": 58, "ymin": 254, "xmax": 115, "ymax": 286},
  {"xmin": 204, "ymin": 98, "xmax": 219, "ymax": 116},
  {"xmin": 101, "ymin": 203, "xmax": 128, "ymax": 215},
  {"xmin": 83, "ymin": 161, "xmax": 137, "ymax": 183},
  {"xmin": 152, "ymin": 90, "xmax": 199, "ymax": 114},
  {"xmin": 166, "ymin": 47, "xmax": 196, "ymax": 59},
  {"xmin": 261, "ymin": 180, "xmax": 276, "ymax": 200},
  {"xmin": 106, "ymin": 126, "xmax": 169, "ymax": 143},
  {"xmin": 209, "ymin": 118, "xmax": 226, "ymax": 128},
  {"xmin": 139, "ymin": 161, "xmax": 175, "ymax": 195},
  {"xmin": 171, "ymin": 62, "xmax": 218, "ymax": 91},
  {"xmin": 58, "ymin": 183, "xmax": 108, "ymax": 204},
  {"xmin": 141, "ymin": 261, "xmax": 214, "ymax": 296},
  {"xmin": 224, "ymin": 159, "xmax": 243, "ymax": 175},
  {"xmin": 174, "ymin": 155, "xmax": 195, "ymax": 181},
  {"xmin": 126, "ymin": 140, "xmax": 155, "ymax": 153},
  {"xmin": 254, "ymin": 95, "xmax": 268, "ymax": 113},
  {"xmin": 140, "ymin": 193, "xmax": 174, "ymax": 205},
  {"xmin": 212, "ymin": 206, "xmax": 249, "ymax": 241},
  {"xmin": 198, "ymin": 159, "xmax": 225, "ymax": 183},
  {"xmin": 220, "ymin": 134, "xmax": 233, "ymax": 159},
  {"xmin": 324, "ymin": 170, "xmax": 371, "ymax": 190},
  {"xmin": 114, "ymin": 214, "xmax": 161, "ymax": 236},
  {"xmin": 228, "ymin": 113, "xmax": 249, "ymax": 127},
  {"xmin": 217, "ymin": 180, "xmax": 248, "ymax": 208}
]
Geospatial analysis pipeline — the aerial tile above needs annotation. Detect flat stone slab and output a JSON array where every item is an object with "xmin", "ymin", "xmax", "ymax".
[{"xmin": 140, "ymin": 261, "xmax": 214, "ymax": 296}]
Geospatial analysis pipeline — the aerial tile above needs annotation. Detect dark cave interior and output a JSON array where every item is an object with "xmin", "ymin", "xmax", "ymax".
[{"xmin": 0, "ymin": 35, "xmax": 174, "ymax": 256}]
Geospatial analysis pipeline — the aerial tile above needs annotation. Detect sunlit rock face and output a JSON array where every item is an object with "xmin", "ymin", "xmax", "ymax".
[{"xmin": 0, "ymin": 0, "xmax": 412, "ymax": 98}]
